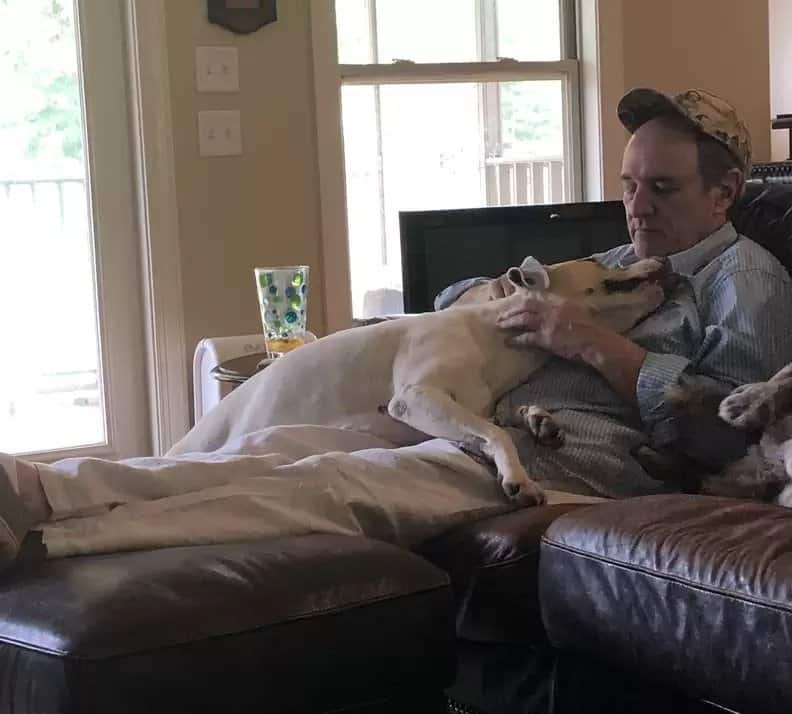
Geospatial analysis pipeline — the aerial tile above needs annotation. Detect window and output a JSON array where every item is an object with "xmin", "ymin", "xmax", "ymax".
[
  {"xmin": 327, "ymin": 0, "xmax": 580, "ymax": 319},
  {"xmin": 0, "ymin": 0, "xmax": 150, "ymax": 459}
]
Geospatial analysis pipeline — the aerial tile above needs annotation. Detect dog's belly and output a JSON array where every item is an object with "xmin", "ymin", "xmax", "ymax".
[
  {"xmin": 251, "ymin": 353, "xmax": 426, "ymax": 445},
  {"xmin": 170, "ymin": 324, "xmax": 424, "ymax": 454}
]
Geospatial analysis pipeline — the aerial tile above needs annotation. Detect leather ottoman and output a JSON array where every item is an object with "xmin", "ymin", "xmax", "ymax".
[
  {"xmin": 539, "ymin": 495, "xmax": 792, "ymax": 714},
  {"xmin": 0, "ymin": 534, "xmax": 455, "ymax": 714}
]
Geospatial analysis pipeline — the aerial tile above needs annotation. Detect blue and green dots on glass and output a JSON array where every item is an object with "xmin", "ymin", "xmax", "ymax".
[{"xmin": 253, "ymin": 266, "xmax": 310, "ymax": 351}]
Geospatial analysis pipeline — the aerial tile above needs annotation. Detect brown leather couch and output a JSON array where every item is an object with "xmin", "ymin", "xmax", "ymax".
[
  {"xmin": 1, "ymin": 183, "xmax": 791, "ymax": 714},
  {"xmin": 421, "ymin": 182, "xmax": 792, "ymax": 714}
]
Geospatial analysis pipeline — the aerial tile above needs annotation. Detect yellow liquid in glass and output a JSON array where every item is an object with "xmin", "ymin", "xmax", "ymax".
[{"xmin": 267, "ymin": 336, "xmax": 305, "ymax": 354}]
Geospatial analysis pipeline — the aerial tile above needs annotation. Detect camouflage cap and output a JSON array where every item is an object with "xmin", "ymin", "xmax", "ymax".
[{"xmin": 618, "ymin": 88, "xmax": 752, "ymax": 175}]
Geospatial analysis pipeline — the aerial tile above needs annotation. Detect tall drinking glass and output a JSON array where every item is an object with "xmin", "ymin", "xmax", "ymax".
[{"xmin": 254, "ymin": 265, "xmax": 310, "ymax": 354}]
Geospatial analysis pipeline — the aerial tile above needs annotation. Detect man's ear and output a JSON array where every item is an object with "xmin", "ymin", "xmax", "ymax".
[{"xmin": 715, "ymin": 168, "xmax": 742, "ymax": 213}]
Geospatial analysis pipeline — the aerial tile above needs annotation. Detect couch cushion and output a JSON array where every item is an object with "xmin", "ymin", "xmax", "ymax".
[
  {"xmin": 419, "ymin": 503, "xmax": 586, "ymax": 643},
  {"xmin": 732, "ymin": 183, "xmax": 792, "ymax": 276},
  {"xmin": 539, "ymin": 495, "xmax": 792, "ymax": 714},
  {"xmin": 0, "ymin": 534, "xmax": 455, "ymax": 714}
]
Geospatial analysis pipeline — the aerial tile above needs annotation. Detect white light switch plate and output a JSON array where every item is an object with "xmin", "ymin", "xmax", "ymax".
[
  {"xmin": 196, "ymin": 46, "xmax": 239, "ymax": 93},
  {"xmin": 198, "ymin": 110, "xmax": 243, "ymax": 157}
]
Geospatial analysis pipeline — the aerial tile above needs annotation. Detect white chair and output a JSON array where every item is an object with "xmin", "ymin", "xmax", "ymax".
[
  {"xmin": 192, "ymin": 332, "xmax": 317, "ymax": 423},
  {"xmin": 192, "ymin": 334, "xmax": 269, "ymax": 423}
]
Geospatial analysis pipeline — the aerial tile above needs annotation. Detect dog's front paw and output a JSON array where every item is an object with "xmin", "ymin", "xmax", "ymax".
[
  {"xmin": 719, "ymin": 382, "xmax": 779, "ymax": 430},
  {"xmin": 517, "ymin": 405, "xmax": 565, "ymax": 450},
  {"xmin": 501, "ymin": 475, "xmax": 546, "ymax": 506}
]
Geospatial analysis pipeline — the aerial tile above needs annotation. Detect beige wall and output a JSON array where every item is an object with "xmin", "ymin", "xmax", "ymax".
[
  {"xmin": 599, "ymin": 0, "xmax": 771, "ymax": 198},
  {"xmin": 164, "ymin": 0, "xmax": 324, "ymax": 373},
  {"xmin": 770, "ymin": 0, "xmax": 792, "ymax": 161},
  {"xmin": 162, "ymin": 0, "xmax": 773, "ymax": 377}
]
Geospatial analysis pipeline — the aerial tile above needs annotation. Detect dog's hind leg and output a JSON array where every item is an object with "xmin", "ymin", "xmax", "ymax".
[
  {"xmin": 720, "ymin": 363, "xmax": 792, "ymax": 430},
  {"xmin": 387, "ymin": 385, "xmax": 545, "ymax": 506}
]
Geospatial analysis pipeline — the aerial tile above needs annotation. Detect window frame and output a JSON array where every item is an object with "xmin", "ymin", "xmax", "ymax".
[
  {"xmin": 2, "ymin": 0, "xmax": 189, "ymax": 460},
  {"xmin": 311, "ymin": 0, "xmax": 582, "ymax": 331},
  {"xmin": 2, "ymin": 0, "xmax": 152, "ymax": 461}
]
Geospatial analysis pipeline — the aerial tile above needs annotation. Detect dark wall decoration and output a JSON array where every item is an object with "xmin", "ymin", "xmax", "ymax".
[{"xmin": 208, "ymin": 0, "xmax": 277, "ymax": 34}]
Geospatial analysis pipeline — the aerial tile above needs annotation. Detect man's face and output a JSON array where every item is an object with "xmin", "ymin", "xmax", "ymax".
[{"xmin": 620, "ymin": 118, "xmax": 729, "ymax": 259}]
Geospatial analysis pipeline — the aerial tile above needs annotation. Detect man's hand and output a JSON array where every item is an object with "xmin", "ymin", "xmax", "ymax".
[
  {"xmin": 496, "ymin": 292, "xmax": 648, "ymax": 403},
  {"xmin": 496, "ymin": 292, "xmax": 605, "ymax": 361}
]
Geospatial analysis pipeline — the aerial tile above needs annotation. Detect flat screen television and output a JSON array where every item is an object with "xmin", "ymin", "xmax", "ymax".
[{"xmin": 399, "ymin": 200, "xmax": 631, "ymax": 313}]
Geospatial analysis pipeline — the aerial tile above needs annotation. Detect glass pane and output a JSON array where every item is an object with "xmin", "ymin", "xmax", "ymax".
[
  {"xmin": 498, "ymin": 81, "xmax": 564, "ymax": 159},
  {"xmin": 497, "ymin": 0, "xmax": 560, "ymax": 61},
  {"xmin": 341, "ymin": 80, "xmax": 566, "ymax": 318},
  {"xmin": 375, "ymin": 0, "xmax": 478, "ymax": 64},
  {"xmin": 0, "ymin": 0, "xmax": 106, "ymax": 453},
  {"xmin": 335, "ymin": 0, "xmax": 372, "ymax": 64},
  {"xmin": 335, "ymin": 0, "xmax": 562, "ymax": 64}
]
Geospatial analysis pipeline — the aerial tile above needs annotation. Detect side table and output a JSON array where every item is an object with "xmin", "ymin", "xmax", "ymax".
[{"xmin": 211, "ymin": 352, "xmax": 280, "ymax": 387}]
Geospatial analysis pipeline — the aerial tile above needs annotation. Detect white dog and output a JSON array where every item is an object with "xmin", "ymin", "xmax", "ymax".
[{"xmin": 171, "ymin": 256, "xmax": 673, "ymax": 504}]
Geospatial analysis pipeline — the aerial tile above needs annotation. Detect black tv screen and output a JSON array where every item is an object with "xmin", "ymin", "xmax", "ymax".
[{"xmin": 399, "ymin": 201, "xmax": 631, "ymax": 313}]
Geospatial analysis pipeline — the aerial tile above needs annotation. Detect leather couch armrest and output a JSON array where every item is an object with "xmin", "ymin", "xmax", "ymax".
[
  {"xmin": 539, "ymin": 494, "xmax": 792, "ymax": 714},
  {"xmin": 419, "ymin": 503, "xmax": 588, "ymax": 641}
]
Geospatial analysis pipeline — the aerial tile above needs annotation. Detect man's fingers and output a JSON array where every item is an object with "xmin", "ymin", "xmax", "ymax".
[
  {"xmin": 505, "ymin": 332, "xmax": 542, "ymax": 349},
  {"xmin": 496, "ymin": 304, "xmax": 539, "ymax": 320},
  {"xmin": 497, "ymin": 311, "xmax": 542, "ymax": 330},
  {"xmin": 496, "ymin": 293, "xmax": 546, "ymax": 316}
]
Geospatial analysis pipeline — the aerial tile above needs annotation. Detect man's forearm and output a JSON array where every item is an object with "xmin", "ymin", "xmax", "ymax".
[{"xmin": 580, "ymin": 328, "xmax": 647, "ymax": 404}]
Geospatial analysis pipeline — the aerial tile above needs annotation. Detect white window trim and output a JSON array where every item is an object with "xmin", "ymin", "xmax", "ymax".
[
  {"xmin": 125, "ymin": 0, "xmax": 189, "ymax": 454},
  {"xmin": 339, "ymin": 60, "xmax": 579, "ymax": 84},
  {"xmin": 310, "ymin": 0, "xmax": 582, "ymax": 332},
  {"xmin": 38, "ymin": 0, "xmax": 190, "ymax": 460},
  {"xmin": 312, "ymin": 0, "xmax": 353, "ymax": 334},
  {"xmin": 577, "ymin": 0, "xmax": 626, "ymax": 201}
]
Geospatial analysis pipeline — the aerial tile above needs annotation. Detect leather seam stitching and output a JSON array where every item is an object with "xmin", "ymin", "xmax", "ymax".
[
  {"xmin": 0, "ymin": 582, "xmax": 450, "ymax": 660},
  {"xmin": 541, "ymin": 537, "xmax": 792, "ymax": 614}
]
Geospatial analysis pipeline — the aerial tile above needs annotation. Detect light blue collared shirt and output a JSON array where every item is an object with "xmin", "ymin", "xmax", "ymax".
[{"xmin": 436, "ymin": 222, "xmax": 792, "ymax": 498}]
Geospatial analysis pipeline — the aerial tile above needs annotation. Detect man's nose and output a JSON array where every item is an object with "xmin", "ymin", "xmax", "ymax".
[{"xmin": 630, "ymin": 185, "xmax": 654, "ymax": 216}]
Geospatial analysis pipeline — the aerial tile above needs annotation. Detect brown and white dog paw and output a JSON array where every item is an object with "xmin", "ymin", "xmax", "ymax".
[
  {"xmin": 516, "ymin": 405, "xmax": 565, "ymax": 450},
  {"xmin": 500, "ymin": 473, "xmax": 546, "ymax": 506},
  {"xmin": 719, "ymin": 382, "xmax": 781, "ymax": 430}
]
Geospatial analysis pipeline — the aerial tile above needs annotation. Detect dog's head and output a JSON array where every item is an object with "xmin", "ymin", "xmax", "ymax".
[{"xmin": 505, "ymin": 255, "xmax": 681, "ymax": 333}]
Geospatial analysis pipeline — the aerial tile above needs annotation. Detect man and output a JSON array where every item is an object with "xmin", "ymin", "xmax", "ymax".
[
  {"xmin": 1, "ymin": 88, "xmax": 791, "ymax": 569},
  {"xmin": 435, "ymin": 87, "xmax": 792, "ymax": 498}
]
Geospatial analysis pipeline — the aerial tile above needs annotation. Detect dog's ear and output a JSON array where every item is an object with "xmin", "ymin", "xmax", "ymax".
[{"xmin": 506, "ymin": 256, "xmax": 550, "ymax": 290}]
